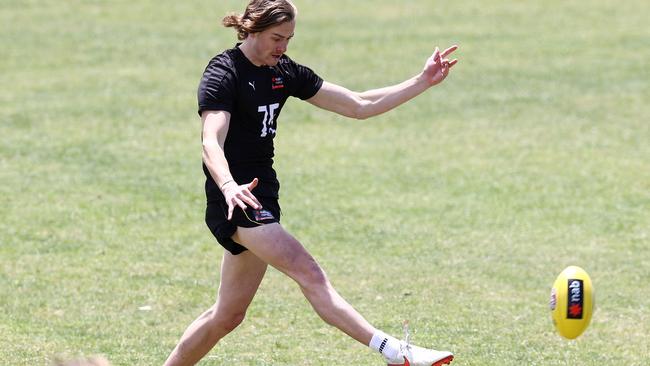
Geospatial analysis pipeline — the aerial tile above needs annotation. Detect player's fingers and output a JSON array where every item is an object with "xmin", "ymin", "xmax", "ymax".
[
  {"xmin": 247, "ymin": 193, "xmax": 262, "ymax": 209},
  {"xmin": 227, "ymin": 204, "xmax": 234, "ymax": 220},
  {"xmin": 441, "ymin": 45, "xmax": 458, "ymax": 58},
  {"xmin": 242, "ymin": 191, "xmax": 261, "ymax": 209},
  {"xmin": 229, "ymin": 198, "xmax": 248, "ymax": 220},
  {"xmin": 449, "ymin": 59, "xmax": 459, "ymax": 68},
  {"xmin": 442, "ymin": 62, "xmax": 449, "ymax": 76},
  {"xmin": 248, "ymin": 178, "xmax": 259, "ymax": 191},
  {"xmin": 233, "ymin": 196, "xmax": 247, "ymax": 210},
  {"xmin": 433, "ymin": 47, "xmax": 441, "ymax": 64}
]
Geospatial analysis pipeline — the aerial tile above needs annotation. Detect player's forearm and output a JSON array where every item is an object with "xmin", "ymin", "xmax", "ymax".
[
  {"xmin": 202, "ymin": 139, "xmax": 234, "ymax": 189},
  {"xmin": 355, "ymin": 73, "xmax": 430, "ymax": 119}
]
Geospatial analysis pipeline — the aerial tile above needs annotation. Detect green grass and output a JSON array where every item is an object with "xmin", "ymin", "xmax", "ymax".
[{"xmin": 2, "ymin": 0, "xmax": 649, "ymax": 365}]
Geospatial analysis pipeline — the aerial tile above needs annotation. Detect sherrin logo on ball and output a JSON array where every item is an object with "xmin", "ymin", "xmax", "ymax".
[{"xmin": 550, "ymin": 266, "xmax": 594, "ymax": 339}]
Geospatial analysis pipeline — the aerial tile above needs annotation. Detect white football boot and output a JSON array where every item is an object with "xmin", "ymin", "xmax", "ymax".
[
  {"xmin": 385, "ymin": 341, "xmax": 454, "ymax": 366},
  {"xmin": 385, "ymin": 322, "xmax": 453, "ymax": 366}
]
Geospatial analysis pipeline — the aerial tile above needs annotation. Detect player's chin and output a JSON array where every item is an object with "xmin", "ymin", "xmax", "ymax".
[{"xmin": 268, "ymin": 55, "xmax": 281, "ymax": 66}]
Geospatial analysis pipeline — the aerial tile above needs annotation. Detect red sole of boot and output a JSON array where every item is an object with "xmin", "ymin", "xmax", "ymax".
[
  {"xmin": 388, "ymin": 355, "xmax": 454, "ymax": 366},
  {"xmin": 432, "ymin": 355, "xmax": 454, "ymax": 366}
]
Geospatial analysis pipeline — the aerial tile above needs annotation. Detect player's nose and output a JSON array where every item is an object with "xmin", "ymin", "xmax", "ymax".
[{"xmin": 277, "ymin": 41, "xmax": 288, "ymax": 54}]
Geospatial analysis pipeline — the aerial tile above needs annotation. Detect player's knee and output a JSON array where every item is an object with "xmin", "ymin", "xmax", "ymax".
[
  {"xmin": 294, "ymin": 256, "xmax": 329, "ymax": 291},
  {"xmin": 216, "ymin": 311, "xmax": 246, "ymax": 333},
  {"xmin": 208, "ymin": 308, "xmax": 246, "ymax": 333}
]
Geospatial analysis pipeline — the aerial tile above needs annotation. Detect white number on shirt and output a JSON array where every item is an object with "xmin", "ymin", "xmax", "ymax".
[{"xmin": 258, "ymin": 103, "xmax": 280, "ymax": 137}]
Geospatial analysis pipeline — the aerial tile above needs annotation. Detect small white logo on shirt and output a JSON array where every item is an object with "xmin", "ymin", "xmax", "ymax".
[{"xmin": 248, "ymin": 81, "xmax": 256, "ymax": 91}]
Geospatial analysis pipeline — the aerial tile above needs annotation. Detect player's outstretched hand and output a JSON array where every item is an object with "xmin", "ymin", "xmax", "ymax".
[
  {"xmin": 221, "ymin": 178, "xmax": 261, "ymax": 220},
  {"xmin": 422, "ymin": 45, "xmax": 458, "ymax": 86}
]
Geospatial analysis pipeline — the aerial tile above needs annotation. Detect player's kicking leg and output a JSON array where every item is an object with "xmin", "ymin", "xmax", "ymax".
[{"xmin": 233, "ymin": 223, "xmax": 453, "ymax": 365}]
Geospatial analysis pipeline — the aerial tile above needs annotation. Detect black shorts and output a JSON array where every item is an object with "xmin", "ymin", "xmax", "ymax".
[{"xmin": 205, "ymin": 197, "xmax": 281, "ymax": 255}]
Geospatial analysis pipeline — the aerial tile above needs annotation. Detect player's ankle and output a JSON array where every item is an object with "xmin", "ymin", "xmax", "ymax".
[{"xmin": 369, "ymin": 330, "xmax": 402, "ymax": 362}]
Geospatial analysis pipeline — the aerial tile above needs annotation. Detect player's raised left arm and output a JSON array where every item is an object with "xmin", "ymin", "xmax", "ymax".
[{"xmin": 307, "ymin": 45, "xmax": 458, "ymax": 120}]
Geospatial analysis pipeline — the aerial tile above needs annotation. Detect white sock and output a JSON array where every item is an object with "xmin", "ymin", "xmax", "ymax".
[{"xmin": 369, "ymin": 330, "xmax": 402, "ymax": 362}]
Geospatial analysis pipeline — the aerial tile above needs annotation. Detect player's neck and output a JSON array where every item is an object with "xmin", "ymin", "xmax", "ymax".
[{"xmin": 238, "ymin": 41, "xmax": 263, "ymax": 67}]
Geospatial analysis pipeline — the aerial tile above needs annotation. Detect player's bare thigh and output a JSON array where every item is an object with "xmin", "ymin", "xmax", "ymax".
[
  {"xmin": 232, "ymin": 223, "xmax": 324, "ymax": 286},
  {"xmin": 215, "ymin": 250, "xmax": 268, "ymax": 314}
]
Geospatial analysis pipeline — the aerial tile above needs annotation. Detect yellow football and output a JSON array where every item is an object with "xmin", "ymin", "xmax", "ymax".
[{"xmin": 549, "ymin": 266, "xmax": 594, "ymax": 339}]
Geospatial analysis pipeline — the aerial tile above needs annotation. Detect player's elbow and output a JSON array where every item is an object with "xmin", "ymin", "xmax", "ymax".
[
  {"xmin": 202, "ymin": 139, "xmax": 223, "ymax": 162},
  {"xmin": 352, "ymin": 100, "xmax": 373, "ymax": 120},
  {"xmin": 353, "ymin": 111, "xmax": 371, "ymax": 120}
]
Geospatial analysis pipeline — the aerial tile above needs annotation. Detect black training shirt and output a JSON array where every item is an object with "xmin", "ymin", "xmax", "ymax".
[{"xmin": 198, "ymin": 45, "xmax": 323, "ymax": 203}]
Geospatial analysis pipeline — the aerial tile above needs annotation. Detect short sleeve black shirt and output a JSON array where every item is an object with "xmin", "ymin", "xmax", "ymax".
[{"xmin": 198, "ymin": 45, "xmax": 323, "ymax": 203}]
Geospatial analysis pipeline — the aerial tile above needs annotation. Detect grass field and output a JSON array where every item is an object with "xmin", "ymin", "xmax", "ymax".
[{"xmin": 1, "ymin": 0, "xmax": 649, "ymax": 365}]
